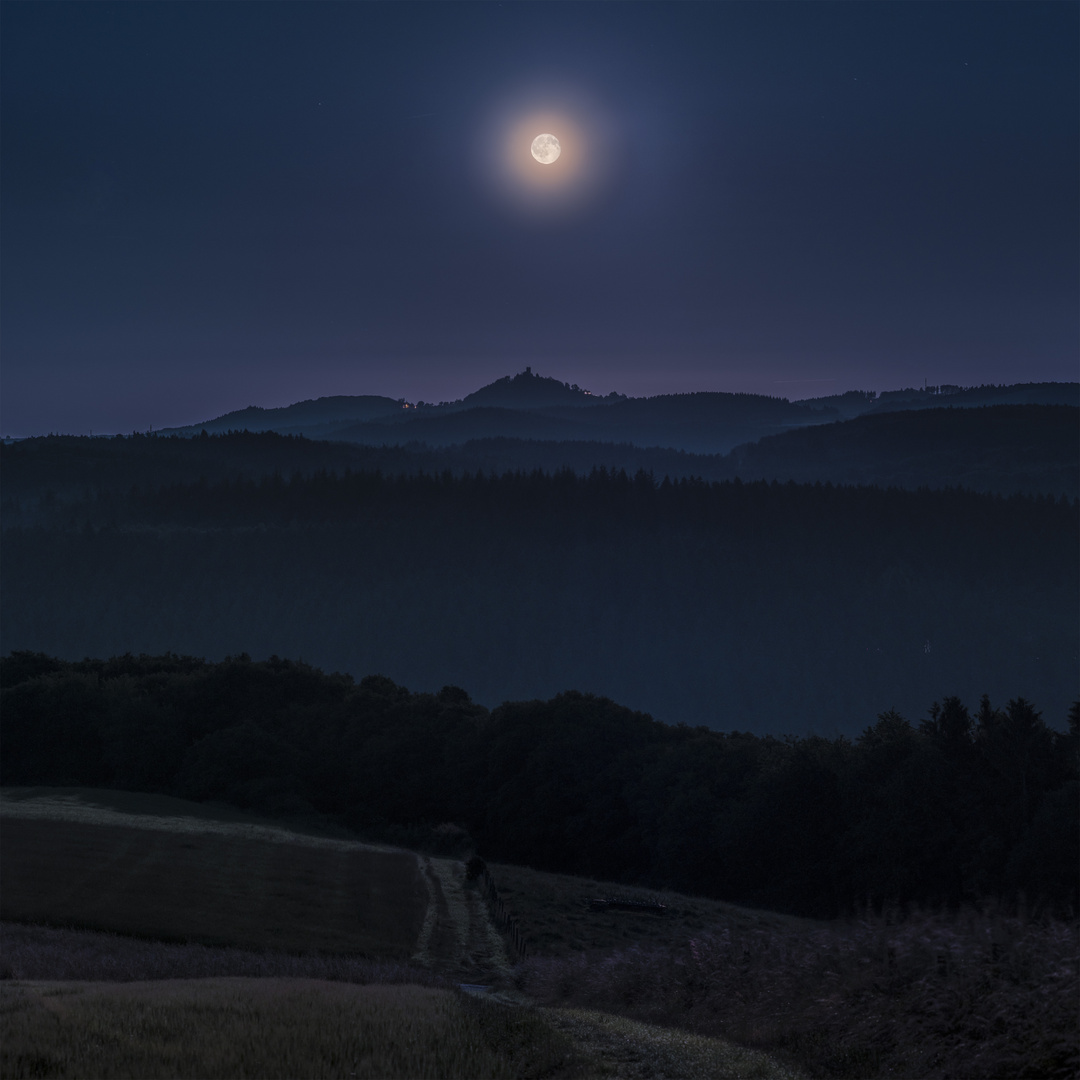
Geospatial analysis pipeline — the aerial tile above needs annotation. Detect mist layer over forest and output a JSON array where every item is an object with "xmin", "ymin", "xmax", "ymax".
[
  {"xmin": 4, "ymin": 402, "xmax": 1077, "ymax": 506},
  {"xmin": 2, "ymin": 456, "xmax": 1075, "ymax": 735}
]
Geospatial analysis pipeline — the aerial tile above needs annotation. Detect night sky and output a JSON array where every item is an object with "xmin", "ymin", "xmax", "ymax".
[{"xmin": 2, "ymin": 2, "xmax": 1077, "ymax": 436}]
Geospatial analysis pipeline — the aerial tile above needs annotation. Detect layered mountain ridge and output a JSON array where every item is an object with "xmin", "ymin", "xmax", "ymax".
[{"xmin": 158, "ymin": 368, "xmax": 1078, "ymax": 457}]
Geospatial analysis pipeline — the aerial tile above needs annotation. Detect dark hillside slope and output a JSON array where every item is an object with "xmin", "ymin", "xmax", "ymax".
[
  {"xmin": 329, "ymin": 406, "xmax": 588, "ymax": 447},
  {"xmin": 2, "ymin": 472, "xmax": 1074, "ymax": 734},
  {"xmin": 540, "ymin": 391, "xmax": 835, "ymax": 454},
  {"xmin": 0, "ymin": 433, "xmax": 438, "ymax": 526},
  {"xmin": 152, "ymin": 378, "xmax": 1077, "ymax": 450},
  {"xmin": 799, "ymin": 381, "xmax": 1078, "ymax": 419},
  {"xmin": 870, "ymin": 381, "xmax": 1079, "ymax": 413},
  {"xmin": 159, "ymin": 384, "xmax": 838, "ymax": 454},
  {"xmin": 4, "ymin": 403, "xmax": 1075, "ymax": 528},
  {"xmin": 159, "ymin": 395, "xmax": 404, "ymax": 437},
  {"xmin": 2, "ymin": 433, "xmax": 738, "ymax": 527},
  {"xmin": 726, "ymin": 405, "xmax": 1079, "ymax": 499},
  {"xmin": 282, "ymin": 392, "xmax": 834, "ymax": 454}
]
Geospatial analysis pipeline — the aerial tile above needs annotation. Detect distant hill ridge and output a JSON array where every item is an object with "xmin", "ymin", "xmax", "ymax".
[
  {"xmin": 5, "ymin": 404, "xmax": 1075, "ymax": 509},
  {"xmin": 160, "ymin": 395, "xmax": 405, "ymax": 437},
  {"xmin": 157, "ymin": 372, "xmax": 1078, "ymax": 455},
  {"xmin": 800, "ymin": 381, "xmax": 1079, "ymax": 419},
  {"xmin": 456, "ymin": 367, "xmax": 622, "ymax": 410}
]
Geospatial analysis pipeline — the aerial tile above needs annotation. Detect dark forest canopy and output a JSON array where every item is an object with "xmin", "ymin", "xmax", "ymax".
[
  {"xmin": 2, "ymin": 465, "xmax": 1075, "ymax": 734},
  {"xmin": 725, "ymin": 404, "xmax": 1078, "ymax": 498},
  {"xmin": 2, "ymin": 651, "xmax": 1076, "ymax": 918}
]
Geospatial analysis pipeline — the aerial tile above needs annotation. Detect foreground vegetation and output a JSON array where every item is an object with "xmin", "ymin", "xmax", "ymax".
[
  {"xmin": 0, "ymin": 923, "xmax": 799, "ymax": 1080},
  {"xmin": 3, "ymin": 905, "xmax": 1074, "ymax": 1079},
  {"xmin": 0, "ymin": 979, "xmax": 583, "ymax": 1080},
  {"xmin": 518, "ymin": 907, "xmax": 1079, "ymax": 1079},
  {"xmin": 0, "ymin": 922, "xmax": 445, "ymax": 987},
  {"xmin": 1, "ymin": 800, "xmax": 1074, "ymax": 1078},
  {"xmin": 3, "ymin": 654, "xmax": 1076, "ymax": 917},
  {"xmin": 0, "ymin": 976, "xmax": 800, "ymax": 1080}
]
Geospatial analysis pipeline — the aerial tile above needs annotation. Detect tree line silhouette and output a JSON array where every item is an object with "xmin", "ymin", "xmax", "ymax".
[{"xmin": 2, "ymin": 651, "xmax": 1075, "ymax": 918}]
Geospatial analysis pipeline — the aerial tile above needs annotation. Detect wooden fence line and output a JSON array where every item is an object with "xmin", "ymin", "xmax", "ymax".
[{"xmin": 476, "ymin": 866, "xmax": 528, "ymax": 961}]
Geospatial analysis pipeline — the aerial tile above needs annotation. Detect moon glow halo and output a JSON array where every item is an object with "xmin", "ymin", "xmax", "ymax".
[
  {"xmin": 480, "ymin": 94, "xmax": 614, "ymax": 216},
  {"xmin": 531, "ymin": 133, "xmax": 561, "ymax": 164}
]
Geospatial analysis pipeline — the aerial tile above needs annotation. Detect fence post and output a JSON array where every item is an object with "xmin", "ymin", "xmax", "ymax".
[{"xmin": 475, "ymin": 862, "xmax": 528, "ymax": 962}]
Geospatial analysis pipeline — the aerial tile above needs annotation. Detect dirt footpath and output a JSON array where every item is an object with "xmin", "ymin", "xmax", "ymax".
[{"xmin": 412, "ymin": 855, "xmax": 512, "ymax": 981}]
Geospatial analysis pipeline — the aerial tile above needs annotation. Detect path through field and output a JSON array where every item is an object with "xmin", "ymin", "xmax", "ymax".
[
  {"xmin": 0, "ymin": 790, "xmax": 803, "ymax": 1077},
  {"xmin": 0, "ymin": 789, "xmax": 509, "ymax": 978},
  {"xmin": 412, "ymin": 855, "xmax": 512, "ymax": 979}
]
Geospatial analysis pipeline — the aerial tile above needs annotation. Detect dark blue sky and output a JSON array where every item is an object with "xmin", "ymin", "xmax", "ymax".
[{"xmin": 2, "ymin": 1, "xmax": 1077, "ymax": 435}]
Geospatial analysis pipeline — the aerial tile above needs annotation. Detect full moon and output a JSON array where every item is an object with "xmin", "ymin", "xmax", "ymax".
[{"xmin": 530, "ymin": 133, "xmax": 561, "ymax": 164}]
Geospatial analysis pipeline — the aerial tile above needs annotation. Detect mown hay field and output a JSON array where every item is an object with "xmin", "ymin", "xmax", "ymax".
[
  {"xmin": 1, "ymin": 787, "xmax": 796, "ymax": 965},
  {"xmin": 0, "ymin": 789, "xmax": 426, "ymax": 957}
]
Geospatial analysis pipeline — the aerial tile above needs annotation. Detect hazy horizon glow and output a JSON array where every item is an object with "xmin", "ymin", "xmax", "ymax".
[{"xmin": 6, "ymin": 359, "xmax": 1071, "ymax": 440}]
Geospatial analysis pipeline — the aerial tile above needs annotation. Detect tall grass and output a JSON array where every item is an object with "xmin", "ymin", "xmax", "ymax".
[
  {"xmin": 518, "ymin": 906, "xmax": 1079, "ymax": 1079},
  {"xmin": 0, "ymin": 924, "xmax": 801, "ymax": 1080},
  {"xmin": 1, "ymin": 979, "xmax": 584, "ymax": 1080},
  {"xmin": 0, "ymin": 924, "xmax": 589, "ymax": 1079}
]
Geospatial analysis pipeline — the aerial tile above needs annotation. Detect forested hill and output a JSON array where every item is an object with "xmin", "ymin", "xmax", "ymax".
[
  {"xmin": 0, "ymin": 432, "xmax": 422, "ymax": 512},
  {"xmin": 152, "ymin": 375, "xmax": 1077, "ymax": 450},
  {"xmin": 2, "ymin": 652, "xmax": 1076, "ymax": 918},
  {"xmin": 2, "ymin": 468, "xmax": 1075, "ymax": 735},
  {"xmin": 725, "ymin": 404, "xmax": 1078, "ymax": 498},
  {"xmin": 867, "ymin": 380, "xmax": 1079, "ymax": 413},
  {"xmin": 288, "ymin": 391, "xmax": 830, "ymax": 454},
  {"xmin": 800, "ymin": 380, "xmax": 1078, "ymax": 418},
  {"xmin": 156, "ymin": 394, "xmax": 404, "ymax": 437},
  {"xmin": 458, "ymin": 368, "xmax": 608, "ymax": 410},
  {"xmin": 1, "ymin": 433, "xmax": 735, "ymax": 523},
  {"xmin": 156, "ymin": 372, "xmax": 825, "ymax": 451},
  {"xmin": 4, "ymin": 402, "xmax": 1075, "ymax": 521}
]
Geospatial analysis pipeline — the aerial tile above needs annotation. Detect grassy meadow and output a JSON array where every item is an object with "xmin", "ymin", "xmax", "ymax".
[
  {"xmin": 1, "ymin": 786, "xmax": 1074, "ymax": 1078},
  {"xmin": 0, "ymin": 976, "xmax": 802, "ymax": 1080},
  {"xmin": 485, "ymin": 861, "xmax": 808, "ymax": 958},
  {"xmin": 0, "ymin": 978, "xmax": 575, "ymax": 1080}
]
